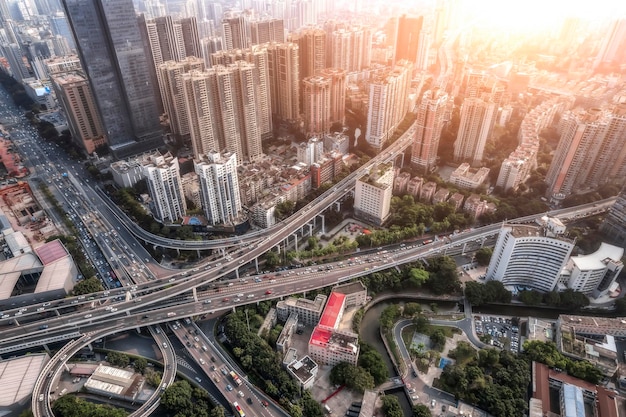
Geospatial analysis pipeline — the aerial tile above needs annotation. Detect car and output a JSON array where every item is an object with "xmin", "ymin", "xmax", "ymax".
[
  {"xmin": 226, "ymin": 384, "xmax": 233, "ymax": 391},
  {"xmin": 84, "ymin": 314, "xmax": 93, "ymax": 319},
  {"xmin": 199, "ymin": 358, "xmax": 205, "ymax": 365},
  {"xmin": 265, "ymin": 290, "xmax": 273, "ymax": 295},
  {"xmin": 39, "ymin": 394, "xmax": 44, "ymax": 402},
  {"xmin": 262, "ymin": 400, "xmax": 268, "ymax": 407},
  {"xmin": 238, "ymin": 390, "xmax": 244, "ymax": 397},
  {"xmin": 221, "ymin": 368, "xmax": 228, "ymax": 375},
  {"xmin": 195, "ymin": 377, "xmax": 202, "ymax": 383},
  {"xmin": 246, "ymin": 397, "xmax": 253, "ymax": 405},
  {"xmin": 247, "ymin": 294, "xmax": 255, "ymax": 298},
  {"xmin": 234, "ymin": 298, "xmax": 241, "ymax": 302},
  {"xmin": 222, "ymin": 298, "xmax": 230, "ymax": 302}
]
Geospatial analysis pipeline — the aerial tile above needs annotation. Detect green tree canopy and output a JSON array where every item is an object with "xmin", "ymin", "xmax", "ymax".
[{"xmin": 72, "ymin": 276, "xmax": 103, "ymax": 295}]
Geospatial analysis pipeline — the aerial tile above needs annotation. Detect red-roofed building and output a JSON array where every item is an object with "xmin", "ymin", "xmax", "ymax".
[
  {"xmin": 530, "ymin": 361, "xmax": 618, "ymax": 417},
  {"xmin": 308, "ymin": 292, "xmax": 359, "ymax": 366},
  {"xmin": 35, "ymin": 239, "xmax": 69, "ymax": 265},
  {"xmin": 318, "ymin": 292, "xmax": 346, "ymax": 330}
]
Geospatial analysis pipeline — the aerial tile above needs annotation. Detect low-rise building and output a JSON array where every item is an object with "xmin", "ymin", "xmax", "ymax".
[
  {"xmin": 276, "ymin": 294, "xmax": 327, "ymax": 326},
  {"xmin": 406, "ymin": 176, "xmax": 423, "ymax": 199},
  {"xmin": 354, "ymin": 163, "xmax": 394, "ymax": 226},
  {"xmin": 447, "ymin": 192, "xmax": 465, "ymax": 211},
  {"xmin": 332, "ymin": 281, "xmax": 367, "ymax": 307},
  {"xmin": 432, "ymin": 188, "xmax": 450, "ymax": 204},
  {"xmin": 530, "ymin": 361, "xmax": 618, "ymax": 417},
  {"xmin": 276, "ymin": 313, "xmax": 298, "ymax": 353},
  {"xmin": 393, "ymin": 171, "xmax": 411, "ymax": 195},
  {"xmin": 449, "ymin": 163, "xmax": 490, "ymax": 190},
  {"xmin": 419, "ymin": 181, "xmax": 437, "ymax": 203},
  {"xmin": 84, "ymin": 364, "xmax": 145, "ymax": 402},
  {"xmin": 286, "ymin": 355, "xmax": 318, "ymax": 390}
]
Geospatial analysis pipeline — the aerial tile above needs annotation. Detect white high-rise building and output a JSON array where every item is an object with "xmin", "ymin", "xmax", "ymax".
[
  {"xmin": 354, "ymin": 162, "xmax": 394, "ymax": 226},
  {"xmin": 486, "ymin": 218, "xmax": 575, "ymax": 293},
  {"xmin": 453, "ymin": 96, "xmax": 497, "ymax": 165},
  {"xmin": 564, "ymin": 243, "xmax": 624, "ymax": 297},
  {"xmin": 195, "ymin": 151, "xmax": 243, "ymax": 226},
  {"xmin": 142, "ymin": 152, "xmax": 187, "ymax": 223}
]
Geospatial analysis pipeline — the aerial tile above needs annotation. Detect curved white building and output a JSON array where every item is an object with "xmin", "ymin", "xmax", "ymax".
[
  {"xmin": 487, "ymin": 221, "xmax": 575, "ymax": 292},
  {"xmin": 564, "ymin": 243, "xmax": 623, "ymax": 297}
]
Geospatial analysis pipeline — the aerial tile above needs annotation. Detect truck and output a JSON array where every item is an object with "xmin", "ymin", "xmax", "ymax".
[{"xmin": 229, "ymin": 370, "xmax": 243, "ymax": 386}]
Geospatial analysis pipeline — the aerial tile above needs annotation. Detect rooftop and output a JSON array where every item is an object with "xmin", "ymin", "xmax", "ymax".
[
  {"xmin": 318, "ymin": 292, "xmax": 345, "ymax": 329},
  {"xmin": 0, "ymin": 354, "xmax": 48, "ymax": 407},
  {"xmin": 287, "ymin": 355, "xmax": 318, "ymax": 383},
  {"xmin": 332, "ymin": 281, "xmax": 366, "ymax": 295},
  {"xmin": 35, "ymin": 239, "xmax": 69, "ymax": 265},
  {"xmin": 571, "ymin": 243, "xmax": 623, "ymax": 271}
]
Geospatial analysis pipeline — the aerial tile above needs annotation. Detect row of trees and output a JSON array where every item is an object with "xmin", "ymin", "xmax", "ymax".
[
  {"xmin": 518, "ymin": 288, "xmax": 589, "ymax": 310},
  {"xmin": 464, "ymin": 281, "xmax": 512, "ymax": 306},
  {"xmin": 223, "ymin": 310, "xmax": 324, "ymax": 417},
  {"xmin": 523, "ymin": 340, "xmax": 603, "ymax": 384},
  {"xmin": 52, "ymin": 396, "xmax": 127, "ymax": 417}
]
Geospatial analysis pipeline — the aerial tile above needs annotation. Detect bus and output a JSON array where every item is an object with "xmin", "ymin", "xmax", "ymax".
[
  {"xmin": 229, "ymin": 370, "xmax": 243, "ymax": 386},
  {"xmin": 233, "ymin": 401, "xmax": 246, "ymax": 417}
]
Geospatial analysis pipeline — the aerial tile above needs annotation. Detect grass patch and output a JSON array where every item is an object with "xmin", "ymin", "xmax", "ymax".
[
  {"xmin": 425, "ymin": 324, "xmax": 460, "ymax": 338},
  {"xmin": 401, "ymin": 325, "xmax": 415, "ymax": 348}
]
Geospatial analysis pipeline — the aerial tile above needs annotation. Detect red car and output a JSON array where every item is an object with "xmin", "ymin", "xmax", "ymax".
[
  {"xmin": 262, "ymin": 400, "xmax": 268, "ymax": 407},
  {"xmin": 265, "ymin": 290, "xmax": 273, "ymax": 295},
  {"xmin": 222, "ymin": 298, "xmax": 230, "ymax": 302}
]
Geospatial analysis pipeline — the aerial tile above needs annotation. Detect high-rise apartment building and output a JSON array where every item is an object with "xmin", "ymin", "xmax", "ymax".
[
  {"xmin": 354, "ymin": 162, "xmax": 394, "ymax": 225},
  {"xmin": 365, "ymin": 60, "xmax": 412, "ymax": 151},
  {"xmin": 318, "ymin": 67, "xmax": 346, "ymax": 126},
  {"xmin": 249, "ymin": 18, "xmax": 285, "ymax": 45},
  {"xmin": 395, "ymin": 14, "xmax": 423, "ymax": 63},
  {"xmin": 453, "ymin": 96, "xmax": 497, "ymax": 165},
  {"xmin": 290, "ymin": 27, "xmax": 325, "ymax": 80},
  {"xmin": 50, "ymin": 71, "xmax": 107, "ymax": 154},
  {"xmin": 266, "ymin": 42, "xmax": 300, "ymax": 122},
  {"xmin": 140, "ymin": 15, "xmax": 202, "ymax": 114},
  {"xmin": 411, "ymin": 88, "xmax": 448, "ymax": 173},
  {"xmin": 222, "ymin": 12, "xmax": 249, "ymax": 50},
  {"xmin": 329, "ymin": 26, "xmax": 372, "ymax": 72},
  {"xmin": 61, "ymin": 0, "xmax": 162, "ymax": 155},
  {"xmin": 1, "ymin": 43, "xmax": 30, "ymax": 81},
  {"xmin": 210, "ymin": 46, "xmax": 273, "ymax": 139},
  {"xmin": 601, "ymin": 186, "xmax": 626, "ymax": 247},
  {"xmin": 594, "ymin": 18, "xmax": 626, "ymax": 69},
  {"xmin": 49, "ymin": 12, "xmax": 76, "ymax": 50},
  {"xmin": 142, "ymin": 152, "xmax": 186, "ymax": 223},
  {"xmin": 486, "ymin": 219, "xmax": 575, "ymax": 293},
  {"xmin": 183, "ymin": 63, "xmax": 262, "ymax": 162},
  {"xmin": 546, "ymin": 106, "xmax": 626, "ymax": 200},
  {"xmin": 159, "ymin": 57, "xmax": 205, "ymax": 138},
  {"xmin": 194, "ymin": 151, "xmax": 242, "ymax": 226},
  {"xmin": 302, "ymin": 75, "xmax": 331, "ymax": 136}
]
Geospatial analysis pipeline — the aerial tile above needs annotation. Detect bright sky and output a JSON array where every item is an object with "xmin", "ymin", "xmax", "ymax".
[{"xmin": 459, "ymin": 0, "xmax": 626, "ymax": 33}]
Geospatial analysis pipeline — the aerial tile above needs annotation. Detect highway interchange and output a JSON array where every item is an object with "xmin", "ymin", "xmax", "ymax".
[{"xmin": 0, "ymin": 91, "xmax": 616, "ymax": 417}]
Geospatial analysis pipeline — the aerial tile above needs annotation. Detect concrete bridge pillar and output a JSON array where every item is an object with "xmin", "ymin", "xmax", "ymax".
[
  {"xmin": 320, "ymin": 214, "xmax": 325, "ymax": 235},
  {"xmin": 293, "ymin": 234, "xmax": 298, "ymax": 252},
  {"xmin": 192, "ymin": 287, "xmax": 198, "ymax": 302},
  {"xmin": 254, "ymin": 258, "xmax": 259, "ymax": 273}
]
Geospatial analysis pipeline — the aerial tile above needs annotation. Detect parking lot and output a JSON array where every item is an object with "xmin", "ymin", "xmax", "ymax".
[{"xmin": 474, "ymin": 315, "xmax": 520, "ymax": 352}]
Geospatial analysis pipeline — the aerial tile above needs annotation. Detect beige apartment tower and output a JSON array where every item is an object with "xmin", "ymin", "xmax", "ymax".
[
  {"xmin": 302, "ymin": 75, "xmax": 332, "ymax": 136},
  {"xmin": 267, "ymin": 42, "xmax": 300, "ymax": 122},
  {"xmin": 50, "ymin": 71, "xmax": 107, "ymax": 154}
]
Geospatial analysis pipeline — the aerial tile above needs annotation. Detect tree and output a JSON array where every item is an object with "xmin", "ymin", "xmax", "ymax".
[
  {"xmin": 134, "ymin": 357, "xmax": 147, "ymax": 373},
  {"xmin": 403, "ymin": 302, "xmax": 422, "ymax": 318},
  {"xmin": 519, "ymin": 290, "xmax": 543, "ymax": 306},
  {"xmin": 407, "ymin": 268, "xmax": 429, "ymax": 288},
  {"xmin": 72, "ymin": 277, "xmax": 103, "ymax": 295},
  {"xmin": 161, "ymin": 380, "xmax": 193, "ymax": 412},
  {"xmin": 107, "ymin": 352, "xmax": 130, "ymax": 368},
  {"xmin": 359, "ymin": 343, "xmax": 389, "ymax": 385},
  {"xmin": 264, "ymin": 250, "xmax": 280, "ymax": 268},
  {"xmin": 464, "ymin": 281, "xmax": 486, "ymax": 306},
  {"xmin": 413, "ymin": 404, "xmax": 432, "ymax": 417},
  {"xmin": 382, "ymin": 396, "xmax": 403, "ymax": 417},
  {"xmin": 430, "ymin": 329, "xmax": 447, "ymax": 351},
  {"xmin": 474, "ymin": 247, "xmax": 493, "ymax": 266},
  {"xmin": 145, "ymin": 369, "xmax": 161, "ymax": 387}
]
